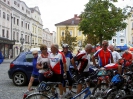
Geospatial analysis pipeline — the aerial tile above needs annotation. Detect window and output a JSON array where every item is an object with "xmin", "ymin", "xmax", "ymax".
[
  {"xmin": 120, "ymin": 39, "xmax": 124, "ymax": 43},
  {"xmin": 14, "ymin": 1, "xmax": 16, "ymax": 5},
  {"xmin": 18, "ymin": 4, "xmax": 19, "ymax": 7},
  {"xmin": 2, "ymin": 29, "xmax": 5, "ymax": 37},
  {"xmin": 6, "ymin": 30, "xmax": 9, "ymax": 38},
  {"xmin": 28, "ymin": 36, "xmax": 29, "ymax": 43},
  {"xmin": 113, "ymin": 39, "xmax": 116, "ymax": 43},
  {"xmin": 16, "ymin": 32, "xmax": 19, "ymax": 41},
  {"xmin": 78, "ymin": 31, "xmax": 82, "ymax": 36},
  {"xmin": 25, "ymin": 53, "xmax": 33, "ymax": 62},
  {"xmin": 14, "ymin": 17, "xmax": 15, "ymax": 24},
  {"xmin": 3, "ymin": 12, "xmax": 5, "ymax": 19},
  {"xmin": 28, "ymin": 24, "xmax": 29, "ymax": 30},
  {"xmin": 22, "ymin": 7, "xmax": 24, "ymax": 10},
  {"xmin": 69, "ymin": 30, "xmax": 72, "ymax": 36},
  {"xmin": 4, "ymin": 0, "xmax": 6, "ymax": 2},
  {"xmin": 25, "ymin": 23, "xmax": 27, "ymax": 29},
  {"xmin": 13, "ymin": 32, "xmax": 15, "ymax": 40},
  {"xmin": 7, "ymin": 14, "xmax": 9, "ymax": 21},
  {"xmin": 17, "ymin": 19, "xmax": 19, "ymax": 25},
  {"xmin": 25, "ymin": 35, "xmax": 27, "ymax": 42},
  {"xmin": 8, "ymin": 1, "xmax": 10, "ymax": 5},
  {"xmin": 61, "ymin": 32, "xmax": 64, "ymax": 36},
  {"xmin": 0, "ymin": 10, "xmax": 1, "ymax": 17},
  {"xmin": 21, "ymin": 21, "xmax": 23, "ymax": 27}
]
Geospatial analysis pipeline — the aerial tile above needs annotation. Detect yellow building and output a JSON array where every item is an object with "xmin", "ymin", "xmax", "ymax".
[{"xmin": 55, "ymin": 14, "xmax": 86, "ymax": 54}]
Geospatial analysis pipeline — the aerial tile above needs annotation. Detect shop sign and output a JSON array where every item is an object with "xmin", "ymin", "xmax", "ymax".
[{"xmin": 0, "ymin": 39, "xmax": 15, "ymax": 44}]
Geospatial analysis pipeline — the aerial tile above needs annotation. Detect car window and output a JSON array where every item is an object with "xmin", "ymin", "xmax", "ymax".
[
  {"xmin": 26, "ymin": 53, "xmax": 34, "ymax": 62},
  {"xmin": 14, "ymin": 52, "xmax": 25, "ymax": 62}
]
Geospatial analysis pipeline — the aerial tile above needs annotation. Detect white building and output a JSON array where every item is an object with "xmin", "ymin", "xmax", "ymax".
[
  {"xmin": 0, "ymin": 0, "xmax": 15, "ymax": 58},
  {"xmin": 43, "ymin": 28, "xmax": 53, "ymax": 48},
  {"xmin": 0, "ymin": 0, "xmax": 54, "ymax": 58}
]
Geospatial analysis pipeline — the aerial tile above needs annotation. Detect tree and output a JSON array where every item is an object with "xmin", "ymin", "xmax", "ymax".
[
  {"xmin": 82, "ymin": 34, "xmax": 99, "ymax": 47},
  {"xmin": 79, "ymin": 0, "xmax": 131, "ymax": 46},
  {"xmin": 60, "ymin": 26, "xmax": 77, "ymax": 51}
]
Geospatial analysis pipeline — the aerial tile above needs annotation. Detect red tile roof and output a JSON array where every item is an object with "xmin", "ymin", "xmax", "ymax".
[{"xmin": 55, "ymin": 14, "xmax": 80, "ymax": 26}]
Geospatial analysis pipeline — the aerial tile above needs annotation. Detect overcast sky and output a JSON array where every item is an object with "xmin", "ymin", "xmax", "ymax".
[{"xmin": 21, "ymin": 0, "xmax": 133, "ymax": 32}]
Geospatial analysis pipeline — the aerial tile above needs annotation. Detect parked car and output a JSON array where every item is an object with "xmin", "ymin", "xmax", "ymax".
[{"xmin": 8, "ymin": 51, "xmax": 41, "ymax": 86}]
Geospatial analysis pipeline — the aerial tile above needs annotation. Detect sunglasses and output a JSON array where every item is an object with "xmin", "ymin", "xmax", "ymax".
[
  {"xmin": 102, "ymin": 44, "xmax": 108, "ymax": 46},
  {"xmin": 41, "ymin": 48, "xmax": 47, "ymax": 50},
  {"xmin": 33, "ymin": 53, "xmax": 37, "ymax": 55}
]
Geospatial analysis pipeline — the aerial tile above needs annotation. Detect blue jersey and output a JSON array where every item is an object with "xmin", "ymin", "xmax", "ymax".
[
  {"xmin": 32, "ymin": 57, "xmax": 39, "ymax": 75},
  {"xmin": 62, "ymin": 51, "xmax": 73, "ymax": 71}
]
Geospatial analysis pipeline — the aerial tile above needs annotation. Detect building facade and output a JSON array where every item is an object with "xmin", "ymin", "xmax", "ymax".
[
  {"xmin": 0, "ymin": 0, "xmax": 15, "ymax": 58},
  {"xmin": 42, "ymin": 28, "xmax": 53, "ymax": 48},
  {"xmin": 55, "ymin": 14, "xmax": 86, "ymax": 54},
  {"xmin": 10, "ymin": 0, "xmax": 43, "ymax": 58}
]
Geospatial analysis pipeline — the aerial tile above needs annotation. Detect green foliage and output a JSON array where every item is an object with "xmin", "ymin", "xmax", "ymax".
[
  {"xmin": 60, "ymin": 26, "xmax": 77, "ymax": 51},
  {"xmin": 82, "ymin": 34, "xmax": 99, "ymax": 47},
  {"xmin": 79, "ymin": 0, "xmax": 131, "ymax": 46}
]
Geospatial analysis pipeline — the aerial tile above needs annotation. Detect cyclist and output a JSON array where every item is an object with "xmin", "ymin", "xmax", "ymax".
[
  {"xmin": 71, "ymin": 44, "xmax": 93, "ymax": 97},
  {"xmin": 107, "ymin": 44, "xmax": 122, "ymax": 74},
  {"xmin": 36, "ymin": 44, "xmax": 50, "ymax": 82},
  {"xmin": 61, "ymin": 43, "xmax": 73, "ymax": 98},
  {"xmin": 27, "ymin": 50, "xmax": 39, "ymax": 91},
  {"xmin": 122, "ymin": 50, "xmax": 132, "ymax": 66},
  {"xmin": 121, "ymin": 50, "xmax": 133, "ymax": 73},
  {"xmin": 92, "ymin": 40, "xmax": 113, "ymax": 85},
  {"xmin": 49, "ymin": 44, "xmax": 67, "ymax": 99}
]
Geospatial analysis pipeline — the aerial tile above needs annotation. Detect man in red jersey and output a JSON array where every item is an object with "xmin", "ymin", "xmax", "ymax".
[
  {"xmin": 122, "ymin": 50, "xmax": 132, "ymax": 67},
  {"xmin": 92, "ymin": 40, "xmax": 114, "ymax": 85}
]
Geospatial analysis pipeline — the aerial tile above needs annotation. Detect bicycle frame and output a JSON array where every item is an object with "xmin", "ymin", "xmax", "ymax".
[{"xmin": 71, "ymin": 87, "xmax": 91, "ymax": 99}]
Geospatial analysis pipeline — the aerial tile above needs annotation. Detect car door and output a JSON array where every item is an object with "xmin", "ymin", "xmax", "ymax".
[{"xmin": 24, "ymin": 53, "xmax": 34, "ymax": 77}]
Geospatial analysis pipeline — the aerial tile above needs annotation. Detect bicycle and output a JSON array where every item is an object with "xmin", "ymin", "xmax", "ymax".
[{"xmin": 23, "ymin": 71, "xmax": 98, "ymax": 99}]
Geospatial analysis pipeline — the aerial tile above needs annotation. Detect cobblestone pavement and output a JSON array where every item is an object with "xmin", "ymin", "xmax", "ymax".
[
  {"xmin": 0, "ymin": 61, "xmax": 94, "ymax": 99},
  {"xmin": 0, "ymin": 62, "xmax": 29, "ymax": 99}
]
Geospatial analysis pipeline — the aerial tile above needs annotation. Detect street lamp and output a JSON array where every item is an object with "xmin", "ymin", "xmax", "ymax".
[{"xmin": 20, "ymin": 37, "xmax": 24, "ymax": 52}]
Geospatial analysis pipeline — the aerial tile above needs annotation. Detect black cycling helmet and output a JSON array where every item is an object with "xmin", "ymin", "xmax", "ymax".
[{"xmin": 62, "ymin": 43, "xmax": 69, "ymax": 48}]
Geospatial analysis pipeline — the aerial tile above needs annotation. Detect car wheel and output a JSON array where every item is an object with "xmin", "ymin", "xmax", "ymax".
[{"xmin": 13, "ymin": 72, "xmax": 27, "ymax": 86}]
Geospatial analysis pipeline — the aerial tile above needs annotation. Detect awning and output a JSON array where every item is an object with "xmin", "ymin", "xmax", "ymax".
[{"xmin": 115, "ymin": 46, "xmax": 128, "ymax": 51}]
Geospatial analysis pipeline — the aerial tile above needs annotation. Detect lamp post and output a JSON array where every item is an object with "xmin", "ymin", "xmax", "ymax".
[{"xmin": 20, "ymin": 37, "xmax": 24, "ymax": 52}]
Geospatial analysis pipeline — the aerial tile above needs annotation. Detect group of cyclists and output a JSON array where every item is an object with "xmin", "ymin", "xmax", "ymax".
[{"xmin": 27, "ymin": 40, "xmax": 133, "ymax": 99}]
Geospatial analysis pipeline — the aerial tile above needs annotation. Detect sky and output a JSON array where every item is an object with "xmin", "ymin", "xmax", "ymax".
[{"xmin": 21, "ymin": 0, "xmax": 133, "ymax": 32}]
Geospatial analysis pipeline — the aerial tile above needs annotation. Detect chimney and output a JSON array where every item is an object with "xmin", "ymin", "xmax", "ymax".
[{"xmin": 74, "ymin": 14, "xmax": 77, "ymax": 18}]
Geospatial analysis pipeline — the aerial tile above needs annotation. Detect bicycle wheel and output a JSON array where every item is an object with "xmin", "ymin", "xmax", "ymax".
[
  {"xmin": 25, "ymin": 93, "xmax": 50, "ymax": 99},
  {"xmin": 92, "ymin": 83, "xmax": 108, "ymax": 98},
  {"xmin": 120, "ymin": 95, "xmax": 133, "ymax": 99}
]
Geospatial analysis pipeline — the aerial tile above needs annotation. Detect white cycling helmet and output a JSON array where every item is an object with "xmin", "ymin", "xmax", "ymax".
[{"xmin": 62, "ymin": 43, "xmax": 69, "ymax": 48}]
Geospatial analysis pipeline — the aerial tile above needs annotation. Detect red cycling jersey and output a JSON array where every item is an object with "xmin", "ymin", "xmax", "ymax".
[{"xmin": 94, "ymin": 48, "xmax": 113, "ymax": 67}]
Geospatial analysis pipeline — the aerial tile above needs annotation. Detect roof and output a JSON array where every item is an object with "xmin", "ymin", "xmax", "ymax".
[{"xmin": 55, "ymin": 14, "xmax": 80, "ymax": 26}]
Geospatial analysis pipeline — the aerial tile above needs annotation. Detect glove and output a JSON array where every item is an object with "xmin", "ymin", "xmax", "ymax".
[{"xmin": 63, "ymin": 73, "xmax": 67, "ymax": 79}]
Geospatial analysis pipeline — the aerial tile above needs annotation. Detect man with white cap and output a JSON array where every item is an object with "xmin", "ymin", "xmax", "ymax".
[{"xmin": 27, "ymin": 50, "xmax": 39, "ymax": 91}]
